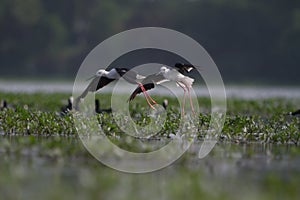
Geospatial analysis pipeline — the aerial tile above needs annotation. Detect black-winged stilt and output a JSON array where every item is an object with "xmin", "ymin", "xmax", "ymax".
[
  {"xmin": 129, "ymin": 65, "xmax": 195, "ymax": 115},
  {"xmin": 0, "ymin": 99, "xmax": 8, "ymax": 110},
  {"xmin": 289, "ymin": 109, "xmax": 300, "ymax": 116},
  {"xmin": 61, "ymin": 96, "xmax": 73, "ymax": 115},
  {"xmin": 95, "ymin": 99, "xmax": 112, "ymax": 113},
  {"xmin": 162, "ymin": 99, "xmax": 168, "ymax": 109},
  {"xmin": 0, "ymin": 99, "xmax": 15, "ymax": 111},
  {"xmin": 128, "ymin": 72, "xmax": 165, "ymax": 109},
  {"xmin": 75, "ymin": 68, "xmax": 145, "ymax": 108}
]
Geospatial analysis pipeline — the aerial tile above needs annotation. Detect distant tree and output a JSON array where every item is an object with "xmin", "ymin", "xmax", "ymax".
[{"xmin": 0, "ymin": 0, "xmax": 299, "ymax": 83}]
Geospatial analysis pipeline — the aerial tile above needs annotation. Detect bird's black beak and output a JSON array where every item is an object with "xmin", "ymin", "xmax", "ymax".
[{"xmin": 194, "ymin": 65, "xmax": 204, "ymax": 71}]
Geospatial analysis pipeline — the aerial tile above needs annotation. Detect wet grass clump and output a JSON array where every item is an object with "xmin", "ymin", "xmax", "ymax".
[
  {"xmin": 0, "ymin": 107, "xmax": 75, "ymax": 136},
  {"xmin": 0, "ymin": 91, "xmax": 300, "ymax": 144}
]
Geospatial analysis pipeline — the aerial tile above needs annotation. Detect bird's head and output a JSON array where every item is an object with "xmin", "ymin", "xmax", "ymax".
[
  {"xmin": 160, "ymin": 66, "xmax": 169, "ymax": 73},
  {"xmin": 86, "ymin": 69, "xmax": 107, "ymax": 81},
  {"xmin": 95, "ymin": 69, "xmax": 106, "ymax": 77}
]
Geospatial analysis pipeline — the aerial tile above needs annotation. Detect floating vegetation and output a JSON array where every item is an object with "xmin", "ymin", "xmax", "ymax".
[
  {"xmin": 0, "ymin": 107, "xmax": 75, "ymax": 136},
  {"xmin": 0, "ymin": 92, "xmax": 299, "ymax": 144}
]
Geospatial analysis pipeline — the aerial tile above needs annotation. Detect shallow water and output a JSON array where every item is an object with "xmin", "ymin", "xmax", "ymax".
[
  {"xmin": 1, "ymin": 80, "xmax": 300, "ymax": 99},
  {"xmin": 1, "ymin": 136, "xmax": 300, "ymax": 200}
]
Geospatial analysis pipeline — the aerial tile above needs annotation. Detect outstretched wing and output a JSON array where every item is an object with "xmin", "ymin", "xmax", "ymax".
[
  {"xmin": 121, "ymin": 69, "xmax": 145, "ymax": 84},
  {"xmin": 96, "ymin": 76, "xmax": 115, "ymax": 90},
  {"xmin": 174, "ymin": 63, "xmax": 195, "ymax": 74},
  {"xmin": 128, "ymin": 83, "xmax": 155, "ymax": 101},
  {"xmin": 78, "ymin": 76, "xmax": 115, "ymax": 100},
  {"xmin": 128, "ymin": 73, "xmax": 166, "ymax": 101}
]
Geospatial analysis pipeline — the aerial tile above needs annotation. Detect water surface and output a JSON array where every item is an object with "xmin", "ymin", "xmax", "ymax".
[
  {"xmin": 0, "ymin": 136, "xmax": 299, "ymax": 200},
  {"xmin": 1, "ymin": 80, "xmax": 300, "ymax": 99}
]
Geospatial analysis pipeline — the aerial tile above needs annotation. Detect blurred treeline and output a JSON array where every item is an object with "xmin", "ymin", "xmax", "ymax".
[{"xmin": 0, "ymin": 0, "xmax": 299, "ymax": 84}]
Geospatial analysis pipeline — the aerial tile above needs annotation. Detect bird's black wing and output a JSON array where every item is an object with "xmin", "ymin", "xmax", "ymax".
[
  {"xmin": 128, "ymin": 83, "xmax": 155, "ymax": 101},
  {"xmin": 292, "ymin": 109, "xmax": 300, "ymax": 116},
  {"xmin": 128, "ymin": 73, "xmax": 165, "ymax": 101},
  {"xmin": 77, "ymin": 76, "xmax": 114, "ymax": 100},
  {"xmin": 96, "ymin": 76, "xmax": 115, "ymax": 90},
  {"xmin": 174, "ymin": 63, "xmax": 196, "ymax": 74},
  {"xmin": 115, "ymin": 68, "xmax": 128, "ymax": 76}
]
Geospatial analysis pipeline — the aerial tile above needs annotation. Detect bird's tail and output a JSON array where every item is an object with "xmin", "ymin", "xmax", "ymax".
[{"xmin": 182, "ymin": 76, "xmax": 194, "ymax": 88}]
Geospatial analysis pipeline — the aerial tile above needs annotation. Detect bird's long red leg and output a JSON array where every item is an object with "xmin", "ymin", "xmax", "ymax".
[
  {"xmin": 177, "ymin": 82, "xmax": 186, "ymax": 116},
  {"xmin": 182, "ymin": 88, "xmax": 186, "ymax": 116},
  {"xmin": 143, "ymin": 92, "xmax": 156, "ymax": 110},
  {"xmin": 145, "ymin": 92, "xmax": 157, "ymax": 104},
  {"xmin": 187, "ymin": 87, "xmax": 195, "ymax": 114},
  {"xmin": 137, "ymin": 82, "xmax": 157, "ymax": 104},
  {"xmin": 137, "ymin": 82, "xmax": 156, "ymax": 110}
]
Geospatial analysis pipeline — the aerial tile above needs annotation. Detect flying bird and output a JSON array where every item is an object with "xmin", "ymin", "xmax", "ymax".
[
  {"xmin": 128, "ymin": 72, "xmax": 165, "ymax": 109},
  {"xmin": 75, "ymin": 68, "xmax": 145, "ymax": 109},
  {"xmin": 77, "ymin": 68, "xmax": 139, "ymax": 100},
  {"xmin": 129, "ymin": 65, "xmax": 195, "ymax": 115}
]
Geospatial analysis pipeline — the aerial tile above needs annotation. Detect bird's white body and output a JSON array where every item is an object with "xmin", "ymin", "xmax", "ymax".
[
  {"xmin": 160, "ymin": 66, "xmax": 195, "ymax": 114},
  {"xmin": 96, "ymin": 68, "xmax": 120, "ymax": 79},
  {"xmin": 160, "ymin": 66, "xmax": 194, "ymax": 89}
]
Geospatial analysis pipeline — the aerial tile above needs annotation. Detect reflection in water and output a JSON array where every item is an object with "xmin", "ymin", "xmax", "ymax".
[{"xmin": 0, "ymin": 136, "xmax": 300, "ymax": 199}]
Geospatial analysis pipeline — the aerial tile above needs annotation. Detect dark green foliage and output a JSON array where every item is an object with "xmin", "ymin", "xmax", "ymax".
[
  {"xmin": 222, "ymin": 115, "xmax": 300, "ymax": 144},
  {"xmin": 0, "ymin": 0, "xmax": 300, "ymax": 83},
  {"xmin": 0, "ymin": 92, "xmax": 299, "ymax": 144},
  {"xmin": 0, "ymin": 107, "xmax": 76, "ymax": 135}
]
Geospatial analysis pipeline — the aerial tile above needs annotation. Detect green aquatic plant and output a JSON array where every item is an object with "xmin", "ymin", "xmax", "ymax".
[{"xmin": 0, "ymin": 92, "xmax": 299, "ymax": 144}]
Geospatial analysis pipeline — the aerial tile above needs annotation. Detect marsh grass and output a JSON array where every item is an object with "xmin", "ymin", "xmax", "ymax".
[{"xmin": 0, "ymin": 92, "xmax": 299, "ymax": 144}]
